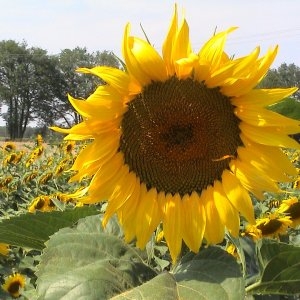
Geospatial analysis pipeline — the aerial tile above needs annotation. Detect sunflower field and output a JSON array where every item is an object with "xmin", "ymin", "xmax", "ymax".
[
  {"xmin": 1, "ymin": 138, "xmax": 300, "ymax": 299},
  {"xmin": 1, "ymin": 4, "xmax": 300, "ymax": 300}
]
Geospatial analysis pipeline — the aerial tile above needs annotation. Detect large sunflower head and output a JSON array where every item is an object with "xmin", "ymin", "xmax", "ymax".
[{"xmin": 52, "ymin": 6, "xmax": 299, "ymax": 261}]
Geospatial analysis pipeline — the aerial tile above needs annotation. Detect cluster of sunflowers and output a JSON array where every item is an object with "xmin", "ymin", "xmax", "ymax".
[
  {"xmin": 226, "ymin": 150, "xmax": 300, "ymax": 252},
  {"xmin": 0, "ymin": 136, "xmax": 91, "ymax": 298},
  {"xmin": 0, "ymin": 136, "xmax": 91, "ymax": 214}
]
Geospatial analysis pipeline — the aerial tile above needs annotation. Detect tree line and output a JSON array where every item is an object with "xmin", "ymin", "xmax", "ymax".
[
  {"xmin": 0, "ymin": 39, "xmax": 299, "ymax": 140},
  {"xmin": 0, "ymin": 40, "xmax": 120, "ymax": 139}
]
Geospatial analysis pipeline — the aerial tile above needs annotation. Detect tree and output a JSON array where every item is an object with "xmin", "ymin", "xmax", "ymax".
[
  {"xmin": 0, "ymin": 41, "xmax": 121, "ymax": 138},
  {"xmin": 0, "ymin": 40, "xmax": 65, "ymax": 139},
  {"xmin": 259, "ymin": 63, "xmax": 300, "ymax": 100},
  {"xmin": 55, "ymin": 48, "xmax": 120, "ymax": 127}
]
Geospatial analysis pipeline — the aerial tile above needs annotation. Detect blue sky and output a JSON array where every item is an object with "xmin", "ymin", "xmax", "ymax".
[
  {"xmin": 1, "ymin": 0, "xmax": 300, "ymax": 67},
  {"xmin": 1, "ymin": 0, "xmax": 300, "ymax": 126}
]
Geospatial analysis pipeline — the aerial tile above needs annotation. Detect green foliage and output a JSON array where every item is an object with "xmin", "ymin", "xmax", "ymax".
[
  {"xmin": 35, "ymin": 215, "xmax": 245, "ymax": 300},
  {"xmin": 0, "ymin": 40, "xmax": 66, "ymax": 139},
  {"xmin": 0, "ymin": 207, "xmax": 99, "ymax": 250},
  {"xmin": 1, "ymin": 139, "xmax": 300, "ymax": 299},
  {"xmin": 0, "ymin": 40, "xmax": 121, "ymax": 134},
  {"xmin": 246, "ymin": 239, "xmax": 300, "ymax": 295},
  {"xmin": 259, "ymin": 63, "xmax": 300, "ymax": 100},
  {"xmin": 268, "ymin": 97, "xmax": 300, "ymax": 120},
  {"xmin": 36, "ymin": 215, "xmax": 157, "ymax": 300}
]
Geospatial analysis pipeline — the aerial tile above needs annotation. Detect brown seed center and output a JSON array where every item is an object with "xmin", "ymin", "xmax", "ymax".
[{"xmin": 120, "ymin": 77, "xmax": 242, "ymax": 196}]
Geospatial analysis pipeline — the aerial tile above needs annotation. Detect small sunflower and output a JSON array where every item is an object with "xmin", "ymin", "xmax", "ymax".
[
  {"xmin": 242, "ymin": 224, "xmax": 262, "ymax": 241},
  {"xmin": 3, "ymin": 153, "xmax": 18, "ymax": 166},
  {"xmin": 28, "ymin": 195, "xmax": 56, "ymax": 213},
  {"xmin": 52, "ymin": 6, "xmax": 299, "ymax": 261},
  {"xmin": 38, "ymin": 172, "xmax": 53, "ymax": 185},
  {"xmin": 63, "ymin": 140, "xmax": 76, "ymax": 154},
  {"xmin": 2, "ymin": 142, "xmax": 16, "ymax": 152},
  {"xmin": 293, "ymin": 177, "xmax": 300, "ymax": 189},
  {"xmin": 32, "ymin": 146, "xmax": 44, "ymax": 158},
  {"xmin": 23, "ymin": 172, "xmax": 38, "ymax": 184},
  {"xmin": 277, "ymin": 197, "xmax": 300, "ymax": 228},
  {"xmin": 244, "ymin": 213, "xmax": 292, "ymax": 240},
  {"xmin": 2, "ymin": 273, "xmax": 25, "ymax": 298},
  {"xmin": 0, "ymin": 243, "xmax": 9, "ymax": 256},
  {"xmin": 36, "ymin": 134, "xmax": 44, "ymax": 147}
]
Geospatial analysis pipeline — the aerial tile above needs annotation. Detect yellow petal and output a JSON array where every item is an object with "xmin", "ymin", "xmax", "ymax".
[
  {"xmin": 230, "ymin": 159, "xmax": 280, "ymax": 199},
  {"xmin": 199, "ymin": 27, "xmax": 237, "ymax": 73},
  {"xmin": 159, "ymin": 192, "xmax": 183, "ymax": 262},
  {"xmin": 237, "ymin": 145, "xmax": 295, "ymax": 182},
  {"xmin": 240, "ymin": 122, "xmax": 300, "ymax": 149},
  {"xmin": 86, "ymin": 153, "xmax": 125, "ymax": 202},
  {"xmin": 235, "ymin": 106, "xmax": 300, "ymax": 128},
  {"xmin": 118, "ymin": 177, "xmax": 141, "ymax": 243},
  {"xmin": 124, "ymin": 25, "xmax": 168, "ymax": 83},
  {"xmin": 213, "ymin": 180, "xmax": 240, "ymax": 237},
  {"xmin": 135, "ymin": 185, "xmax": 162, "ymax": 249},
  {"xmin": 71, "ymin": 133, "xmax": 119, "ymax": 171},
  {"xmin": 202, "ymin": 186, "xmax": 225, "ymax": 244},
  {"xmin": 78, "ymin": 66, "xmax": 141, "ymax": 95},
  {"xmin": 175, "ymin": 53, "xmax": 198, "ymax": 79},
  {"xmin": 68, "ymin": 95, "xmax": 125, "ymax": 121},
  {"xmin": 162, "ymin": 4, "xmax": 178, "ymax": 75},
  {"xmin": 205, "ymin": 47, "xmax": 260, "ymax": 88},
  {"xmin": 182, "ymin": 192, "xmax": 205, "ymax": 252},
  {"xmin": 103, "ymin": 171, "xmax": 137, "ymax": 226},
  {"xmin": 231, "ymin": 87, "xmax": 298, "ymax": 108},
  {"xmin": 172, "ymin": 18, "xmax": 191, "ymax": 70},
  {"xmin": 222, "ymin": 170, "xmax": 255, "ymax": 224},
  {"xmin": 50, "ymin": 121, "xmax": 92, "ymax": 137},
  {"xmin": 87, "ymin": 85, "xmax": 123, "ymax": 104},
  {"xmin": 221, "ymin": 46, "xmax": 278, "ymax": 97},
  {"xmin": 241, "ymin": 134, "xmax": 297, "ymax": 177}
]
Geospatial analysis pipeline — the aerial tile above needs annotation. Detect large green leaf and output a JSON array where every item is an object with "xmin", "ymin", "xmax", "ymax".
[
  {"xmin": 246, "ymin": 239, "xmax": 300, "ymax": 295},
  {"xmin": 111, "ymin": 246, "xmax": 245, "ymax": 300},
  {"xmin": 111, "ymin": 273, "xmax": 178, "ymax": 300},
  {"xmin": 173, "ymin": 247, "xmax": 245, "ymax": 300},
  {"xmin": 36, "ymin": 215, "xmax": 157, "ymax": 300},
  {"xmin": 0, "ymin": 206, "xmax": 99, "ymax": 249}
]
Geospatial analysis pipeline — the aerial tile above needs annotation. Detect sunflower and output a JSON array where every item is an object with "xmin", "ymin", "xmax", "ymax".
[
  {"xmin": 63, "ymin": 140, "xmax": 76, "ymax": 154},
  {"xmin": 38, "ymin": 172, "xmax": 53, "ymax": 185},
  {"xmin": 52, "ymin": 6, "xmax": 299, "ymax": 261},
  {"xmin": 28, "ymin": 195, "xmax": 56, "ymax": 213},
  {"xmin": 36, "ymin": 134, "xmax": 44, "ymax": 147},
  {"xmin": 2, "ymin": 273, "xmax": 25, "ymax": 298},
  {"xmin": 2, "ymin": 141, "xmax": 16, "ymax": 152},
  {"xmin": 3, "ymin": 153, "xmax": 18, "ymax": 166},
  {"xmin": 277, "ymin": 197, "xmax": 300, "ymax": 228},
  {"xmin": 0, "ymin": 243, "xmax": 9, "ymax": 256},
  {"xmin": 244, "ymin": 213, "xmax": 292, "ymax": 240}
]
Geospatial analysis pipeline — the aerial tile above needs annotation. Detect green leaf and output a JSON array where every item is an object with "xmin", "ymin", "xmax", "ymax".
[
  {"xmin": 173, "ymin": 246, "xmax": 245, "ymax": 300},
  {"xmin": 111, "ymin": 273, "xmax": 178, "ymax": 300},
  {"xmin": 36, "ymin": 215, "xmax": 157, "ymax": 300},
  {"xmin": 246, "ymin": 239, "xmax": 300, "ymax": 295},
  {"xmin": 0, "ymin": 206, "xmax": 99, "ymax": 249},
  {"xmin": 112, "ymin": 246, "xmax": 244, "ymax": 299}
]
